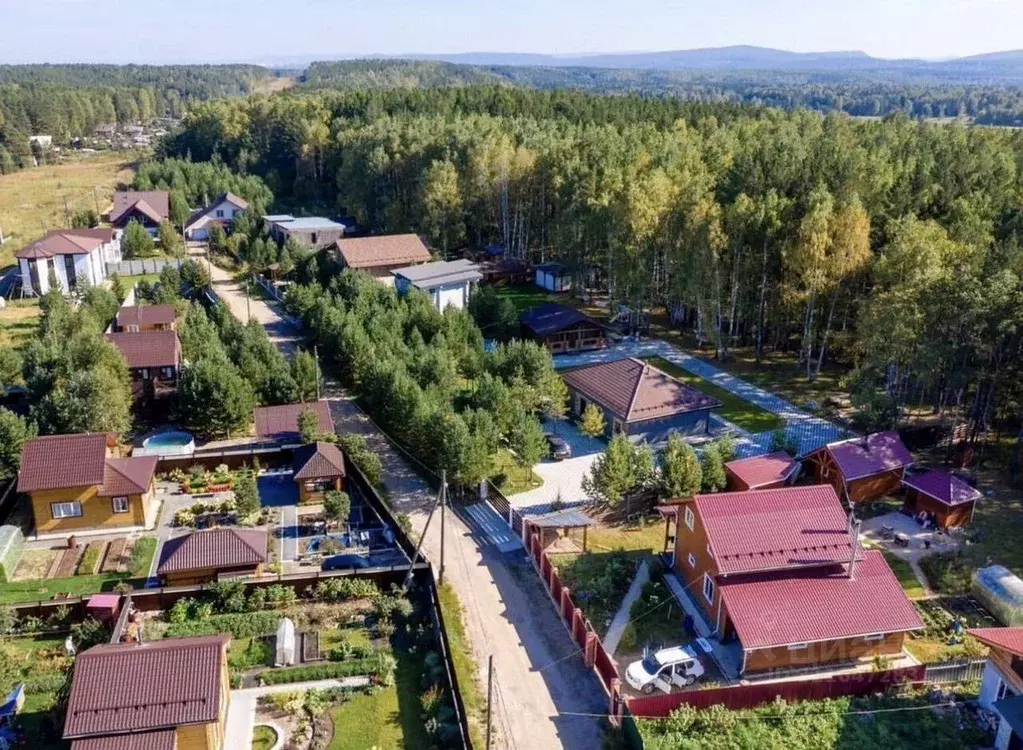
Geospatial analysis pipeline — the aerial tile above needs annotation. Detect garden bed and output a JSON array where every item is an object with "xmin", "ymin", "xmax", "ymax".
[
  {"xmin": 905, "ymin": 596, "xmax": 998, "ymax": 663},
  {"xmin": 551, "ymin": 550, "xmax": 640, "ymax": 637}
]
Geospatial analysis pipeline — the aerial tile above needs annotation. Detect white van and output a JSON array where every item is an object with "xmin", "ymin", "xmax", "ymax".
[{"xmin": 625, "ymin": 645, "xmax": 706, "ymax": 694}]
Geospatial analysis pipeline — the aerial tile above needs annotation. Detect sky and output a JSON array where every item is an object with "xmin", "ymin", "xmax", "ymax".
[{"xmin": 1, "ymin": 0, "xmax": 1021, "ymax": 65}]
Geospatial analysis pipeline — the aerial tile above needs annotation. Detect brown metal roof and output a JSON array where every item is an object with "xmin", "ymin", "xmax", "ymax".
[
  {"xmin": 184, "ymin": 192, "xmax": 249, "ymax": 229},
  {"xmin": 63, "ymin": 634, "xmax": 230, "ymax": 739},
  {"xmin": 110, "ymin": 191, "xmax": 169, "ymax": 225},
  {"xmin": 17, "ymin": 433, "xmax": 111, "ymax": 493},
  {"xmin": 561, "ymin": 357, "xmax": 721, "ymax": 423},
  {"xmin": 254, "ymin": 401, "xmax": 334, "ymax": 442},
  {"xmin": 116, "ymin": 305, "xmax": 176, "ymax": 329},
  {"xmin": 15, "ymin": 228, "xmax": 116, "ymax": 260},
  {"xmin": 71, "ymin": 728, "xmax": 177, "ymax": 750},
  {"xmin": 293, "ymin": 441, "xmax": 346, "ymax": 480},
  {"xmin": 157, "ymin": 528, "xmax": 268, "ymax": 575},
  {"xmin": 335, "ymin": 233, "xmax": 432, "ymax": 269},
  {"xmin": 106, "ymin": 331, "xmax": 181, "ymax": 369},
  {"xmin": 99, "ymin": 456, "xmax": 158, "ymax": 497}
]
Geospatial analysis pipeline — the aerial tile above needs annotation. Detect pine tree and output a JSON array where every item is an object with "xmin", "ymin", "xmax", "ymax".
[
  {"xmin": 700, "ymin": 443, "xmax": 727, "ymax": 493},
  {"xmin": 660, "ymin": 434, "xmax": 702, "ymax": 498},
  {"xmin": 579, "ymin": 402, "xmax": 606, "ymax": 438}
]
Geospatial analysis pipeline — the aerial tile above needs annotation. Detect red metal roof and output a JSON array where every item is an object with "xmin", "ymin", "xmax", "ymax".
[
  {"xmin": 293, "ymin": 441, "xmax": 346, "ymax": 480},
  {"xmin": 719, "ymin": 550, "xmax": 925, "ymax": 649},
  {"xmin": 110, "ymin": 191, "xmax": 169, "ymax": 225},
  {"xmin": 105, "ymin": 331, "xmax": 181, "ymax": 369},
  {"xmin": 826, "ymin": 431, "xmax": 913, "ymax": 480},
  {"xmin": 71, "ymin": 728, "xmax": 176, "ymax": 750},
  {"xmin": 254, "ymin": 400, "xmax": 334, "ymax": 442},
  {"xmin": 969, "ymin": 627, "xmax": 1023, "ymax": 658},
  {"xmin": 902, "ymin": 469, "xmax": 981, "ymax": 507},
  {"xmin": 17, "ymin": 433, "xmax": 111, "ymax": 493},
  {"xmin": 695, "ymin": 485, "xmax": 857, "ymax": 575},
  {"xmin": 63, "ymin": 634, "xmax": 229, "ymax": 739},
  {"xmin": 561, "ymin": 357, "xmax": 720, "ymax": 423},
  {"xmin": 98, "ymin": 456, "xmax": 158, "ymax": 497},
  {"xmin": 335, "ymin": 233, "xmax": 432, "ymax": 269},
  {"xmin": 157, "ymin": 528, "xmax": 268, "ymax": 575},
  {"xmin": 116, "ymin": 305, "xmax": 176, "ymax": 329},
  {"xmin": 724, "ymin": 452, "xmax": 800, "ymax": 490}
]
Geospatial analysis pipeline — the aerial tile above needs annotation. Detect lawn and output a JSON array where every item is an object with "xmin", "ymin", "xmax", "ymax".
[
  {"xmin": 438, "ymin": 582, "xmax": 486, "ymax": 749},
  {"xmin": 585, "ymin": 514, "xmax": 666, "ymax": 555},
  {"xmin": 251, "ymin": 724, "xmax": 278, "ymax": 750},
  {"xmin": 880, "ymin": 550, "xmax": 928, "ymax": 599},
  {"xmin": 0, "ymin": 536, "xmax": 157, "ymax": 604},
  {"xmin": 2, "ymin": 634, "xmax": 74, "ymax": 747},
  {"xmin": 0, "ymin": 151, "xmax": 135, "ymax": 269},
  {"xmin": 493, "ymin": 284, "xmax": 555, "ymax": 312},
  {"xmin": 639, "ymin": 356, "xmax": 785, "ymax": 434},
  {"xmin": 490, "ymin": 448, "xmax": 543, "ymax": 495},
  {"xmin": 0, "ymin": 299, "xmax": 42, "ymax": 352},
  {"xmin": 552, "ymin": 550, "xmax": 641, "ymax": 636}
]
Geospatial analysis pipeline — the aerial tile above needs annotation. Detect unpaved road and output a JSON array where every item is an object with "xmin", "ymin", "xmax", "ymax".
[{"xmin": 209, "ymin": 262, "xmax": 606, "ymax": 749}]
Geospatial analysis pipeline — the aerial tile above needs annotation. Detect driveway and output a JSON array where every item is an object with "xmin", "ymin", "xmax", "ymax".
[
  {"xmin": 511, "ymin": 419, "xmax": 605, "ymax": 512},
  {"xmin": 258, "ymin": 473, "xmax": 300, "ymax": 562}
]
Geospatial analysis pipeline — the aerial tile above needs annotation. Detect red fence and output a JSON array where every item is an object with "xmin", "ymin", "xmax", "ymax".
[{"xmin": 626, "ymin": 664, "xmax": 927, "ymax": 718}]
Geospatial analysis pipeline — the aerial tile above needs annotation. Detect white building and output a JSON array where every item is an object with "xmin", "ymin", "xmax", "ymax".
[
  {"xmin": 184, "ymin": 192, "xmax": 249, "ymax": 240},
  {"xmin": 16, "ymin": 228, "xmax": 121, "ymax": 296},
  {"xmin": 392, "ymin": 259, "xmax": 482, "ymax": 311},
  {"xmin": 972, "ymin": 627, "xmax": 1023, "ymax": 750}
]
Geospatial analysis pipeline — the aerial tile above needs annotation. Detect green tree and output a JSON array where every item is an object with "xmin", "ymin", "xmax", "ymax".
[
  {"xmin": 323, "ymin": 490, "xmax": 351, "ymax": 531},
  {"xmin": 109, "ymin": 272, "xmax": 126, "ymax": 303},
  {"xmin": 71, "ymin": 208, "xmax": 99, "ymax": 228},
  {"xmin": 421, "ymin": 158, "xmax": 464, "ymax": 255},
  {"xmin": 579, "ymin": 402, "xmax": 606, "ymax": 438},
  {"xmin": 582, "ymin": 434, "xmax": 654, "ymax": 506},
  {"xmin": 0, "ymin": 408, "xmax": 36, "ymax": 482},
  {"xmin": 298, "ymin": 408, "xmax": 322, "ymax": 444},
  {"xmin": 175, "ymin": 357, "xmax": 255, "ymax": 438},
  {"xmin": 660, "ymin": 434, "xmax": 702, "ymax": 498},
  {"xmin": 121, "ymin": 219, "xmax": 155, "ymax": 259},
  {"xmin": 700, "ymin": 443, "xmax": 727, "ymax": 493},
  {"xmin": 158, "ymin": 221, "xmax": 183, "ymax": 256},
  {"xmin": 292, "ymin": 350, "xmax": 319, "ymax": 402},
  {"xmin": 232, "ymin": 470, "xmax": 261, "ymax": 518},
  {"xmin": 168, "ymin": 190, "xmax": 191, "ymax": 228},
  {"xmin": 508, "ymin": 412, "xmax": 546, "ymax": 473}
]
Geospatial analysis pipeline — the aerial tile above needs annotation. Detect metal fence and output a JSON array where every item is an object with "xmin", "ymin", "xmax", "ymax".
[
  {"xmin": 107, "ymin": 258, "xmax": 185, "ymax": 277},
  {"xmin": 924, "ymin": 658, "xmax": 987, "ymax": 684}
]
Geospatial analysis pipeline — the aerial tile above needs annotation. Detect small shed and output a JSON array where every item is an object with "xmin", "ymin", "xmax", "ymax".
[
  {"xmin": 520, "ymin": 302, "xmax": 606, "ymax": 354},
  {"xmin": 527, "ymin": 509, "xmax": 595, "ymax": 552},
  {"xmin": 973, "ymin": 565, "xmax": 1023, "ymax": 627},
  {"xmin": 901, "ymin": 469, "xmax": 981, "ymax": 529},
  {"xmin": 807, "ymin": 431, "xmax": 913, "ymax": 504},
  {"xmin": 724, "ymin": 452, "xmax": 800, "ymax": 491},
  {"xmin": 276, "ymin": 617, "xmax": 296, "ymax": 666},
  {"xmin": 85, "ymin": 594, "xmax": 121, "ymax": 624},
  {"xmin": 534, "ymin": 261, "xmax": 571, "ymax": 293}
]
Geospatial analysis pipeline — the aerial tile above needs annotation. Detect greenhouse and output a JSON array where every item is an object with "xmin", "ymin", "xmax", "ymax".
[{"xmin": 972, "ymin": 565, "xmax": 1023, "ymax": 627}]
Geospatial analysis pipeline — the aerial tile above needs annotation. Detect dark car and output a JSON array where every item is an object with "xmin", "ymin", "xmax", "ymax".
[
  {"xmin": 322, "ymin": 554, "xmax": 371, "ymax": 571},
  {"xmin": 545, "ymin": 434, "xmax": 572, "ymax": 461}
]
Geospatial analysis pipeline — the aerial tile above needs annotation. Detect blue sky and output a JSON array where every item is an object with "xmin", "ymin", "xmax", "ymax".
[{"xmin": 0, "ymin": 0, "xmax": 1020, "ymax": 64}]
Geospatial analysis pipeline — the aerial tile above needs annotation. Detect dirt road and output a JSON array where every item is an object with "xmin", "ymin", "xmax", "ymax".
[{"xmin": 209, "ymin": 264, "xmax": 606, "ymax": 748}]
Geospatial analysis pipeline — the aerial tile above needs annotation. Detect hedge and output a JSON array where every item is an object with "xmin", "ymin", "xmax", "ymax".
[
  {"xmin": 257, "ymin": 657, "xmax": 381, "ymax": 685},
  {"xmin": 0, "ymin": 526, "xmax": 24, "ymax": 584},
  {"xmin": 165, "ymin": 611, "xmax": 280, "ymax": 639}
]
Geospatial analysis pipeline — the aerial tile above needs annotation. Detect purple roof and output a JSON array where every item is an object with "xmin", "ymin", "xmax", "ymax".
[
  {"xmin": 827, "ymin": 431, "xmax": 913, "ymax": 480},
  {"xmin": 902, "ymin": 469, "xmax": 981, "ymax": 506}
]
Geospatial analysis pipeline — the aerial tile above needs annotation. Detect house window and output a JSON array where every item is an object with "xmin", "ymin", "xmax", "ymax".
[
  {"xmin": 127, "ymin": 325, "xmax": 139, "ymax": 333},
  {"xmin": 311, "ymin": 232, "xmax": 318, "ymax": 245},
  {"xmin": 996, "ymin": 678, "xmax": 1011, "ymax": 702},
  {"xmin": 215, "ymin": 209, "xmax": 224, "ymax": 218},
  {"xmin": 111, "ymin": 496, "xmax": 130, "ymax": 513},
  {"xmin": 787, "ymin": 642, "xmax": 809, "ymax": 651},
  {"xmin": 702, "ymin": 574, "xmax": 715, "ymax": 604},
  {"xmin": 162, "ymin": 367, "xmax": 174, "ymax": 379},
  {"xmin": 684, "ymin": 506, "xmax": 695, "ymax": 531},
  {"xmin": 612, "ymin": 419, "xmax": 625, "ymax": 435},
  {"xmin": 141, "ymin": 369, "xmax": 150, "ymax": 379},
  {"xmin": 687, "ymin": 553, "xmax": 696, "ymax": 568},
  {"xmin": 51, "ymin": 501, "xmax": 83, "ymax": 519},
  {"xmin": 863, "ymin": 633, "xmax": 885, "ymax": 642}
]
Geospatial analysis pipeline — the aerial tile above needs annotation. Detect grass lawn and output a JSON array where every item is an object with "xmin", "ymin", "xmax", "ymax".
[
  {"xmin": 2, "ymin": 634, "xmax": 73, "ymax": 747},
  {"xmin": 493, "ymin": 284, "xmax": 555, "ymax": 312},
  {"xmin": 251, "ymin": 724, "xmax": 278, "ymax": 750},
  {"xmin": 438, "ymin": 582, "xmax": 486, "ymax": 749},
  {"xmin": 904, "ymin": 596, "xmax": 996, "ymax": 663},
  {"xmin": 0, "ymin": 536, "xmax": 157, "ymax": 604},
  {"xmin": 639, "ymin": 355, "xmax": 785, "ymax": 433},
  {"xmin": 0, "ymin": 151, "xmax": 135, "ymax": 269},
  {"xmin": 227, "ymin": 637, "xmax": 272, "ymax": 671},
  {"xmin": 490, "ymin": 449, "xmax": 543, "ymax": 495},
  {"xmin": 319, "ymin": 626, "xmax": 373, "ymax": 653},
  {"xmin": 585, "ymin": 514, "xmax": 666, "ymax": 555},
  {"xmin": 327, "ymin": 655, "xmax": 429, "ymax": 750},
  {"xmin": 120, "ymin": 273, "xmax": 162, "ymax": 288},
  {"xmin": 880, "ymin": 551, "xmax": 928, "ymax": 599},
  {"xmin": 0, "ymin": 299, "xmax": 42, "ymax": 352}
]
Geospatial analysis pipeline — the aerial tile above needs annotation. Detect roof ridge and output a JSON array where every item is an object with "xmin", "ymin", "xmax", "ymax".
[{"xmin": 624, "ymin": 358, "xmax": 647, "ymax": 421}]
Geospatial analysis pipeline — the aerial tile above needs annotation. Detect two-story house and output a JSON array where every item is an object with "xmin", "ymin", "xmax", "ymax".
[
  {"xmin": 971, "ymin": 627, "xmax": 1023, "ymax": 750},
  {"xmin": 332, "ymin": 233, "xmax": 432, "ymax": 284},
  {"xmin": 105, "ymin": 330, "xmax": 181, "ymax": 401},
  {"xmin": 114, "ymin": 304, "xmax": 177, "ymax": 332},
  {"xmin": 109, "ymin": 191, "xmax": 170, "ymax": 234},
  {"xmin": 670, "ymin": 484, "xmax": 923, "ymax": 675},
  {"xmin": 16, "ymin": 228, "xmax": 121, "ymax": 296},
  {"xmin": 63, "ymin": 634, "xmax": 230, "ymax": 750},
  {"xmin": 17, "ymin": 433, "xmax": 158, "ymax": 535},
  {"xmin": 184, "ymin": 192, "xmax": 249, "ymax": 240}
]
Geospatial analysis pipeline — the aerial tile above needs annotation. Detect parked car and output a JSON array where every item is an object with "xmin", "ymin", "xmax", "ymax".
[
  {"xmin": 545, "ymin": 433, "xmax": 572, "ymax": 460},
  {"xmin": 322, "ymin": 554, "xmax": 371, "ymax": 571},
  {"xmin": 625, "ymin": 645, "xmax": 705, "ymax": 695}
]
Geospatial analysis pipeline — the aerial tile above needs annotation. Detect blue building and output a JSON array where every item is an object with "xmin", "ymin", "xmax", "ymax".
[{"xmin": 561, "ymin": 357, "xmax": 721, "ymax": 444}]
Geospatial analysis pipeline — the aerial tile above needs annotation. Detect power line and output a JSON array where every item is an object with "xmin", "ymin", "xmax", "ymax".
[{"xmin": 548, "ymin": 699, "xmax": 967, "ymax": 721}]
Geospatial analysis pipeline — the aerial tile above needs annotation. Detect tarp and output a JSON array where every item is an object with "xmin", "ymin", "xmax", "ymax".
[{"xmin": 275, "ymin": 618, "xmax": 296, "ymax": 667}]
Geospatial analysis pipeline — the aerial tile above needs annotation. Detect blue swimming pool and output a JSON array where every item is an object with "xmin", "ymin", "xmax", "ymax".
[{"xmin": 138, "ymin": 431, "xmax": 196, "ymax": 456}]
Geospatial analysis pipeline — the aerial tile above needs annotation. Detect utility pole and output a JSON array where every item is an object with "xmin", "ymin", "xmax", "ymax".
[
  {"xmin": 313, "ymin": 344, "xmax": 320, "ymax": 400},
  {"xmin": 439, "ymin": 470, "xmax": 446, "ymax": 587},
  {"xmin": 485, "ymin": 655, "xmax": 494, "ymax": 750},
  {"xmin": 246, "ymin": 275, "xmax": 251, "ymax": 322},
  {"xmin": 92, "ymin": 186, "xmax": 100, "ymax": 216},
  {"xmin": 401, "ymin": 477, "xmax": 445, "ymax": 591}
]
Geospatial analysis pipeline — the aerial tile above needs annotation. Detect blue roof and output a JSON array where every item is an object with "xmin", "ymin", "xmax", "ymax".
[
  {"xmin": 521, "ymin": 302, "xmax": 600, "ymax": 336},
  {"xmin": 535, "ymin": 261, "xmax": 568, "ymax": 273}
]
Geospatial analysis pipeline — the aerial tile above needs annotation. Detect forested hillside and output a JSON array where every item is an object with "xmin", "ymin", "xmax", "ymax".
[
  {"xmin": 301, "ymin": 59, "xmax": 1023, "ymax": 125},
  {"xmin": 0, "ymin": 64, "xmax": 273, "ymax": 171},
  {"xmin": 164, "ymin": 87, "xmax": 1023, "ymax": 455}
]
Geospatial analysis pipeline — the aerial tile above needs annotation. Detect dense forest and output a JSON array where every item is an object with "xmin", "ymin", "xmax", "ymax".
[
  {"xmin": 301, "ymin": 60, "xmax": 1023, "ymax": 125},
  {"xmin": 0, "ymin": 64, "xmax": 273, "ymax": 171},
  {"xmin": 163, "ymin": 87, "xmax": 1023, "ymax": 460}
]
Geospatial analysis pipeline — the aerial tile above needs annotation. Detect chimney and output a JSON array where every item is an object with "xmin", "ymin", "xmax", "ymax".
[{"xmin": 847, "ymin": 514, "xmax": 862, "ymax": 580}]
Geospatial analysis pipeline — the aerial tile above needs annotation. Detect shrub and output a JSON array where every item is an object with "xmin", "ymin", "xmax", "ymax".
[
  {"xmin": 165, "ymin": 611, "xmax": 280, "ymax": 640},
  {"xmin": 71, "ymin": 617, "xmax": 110, "ymax": 650},
  {"xmin": 618, "ymin": 622, "xmax": 638, "ymax": 651},
  {"xmin": 919, "ymin": 552, "xmax": 972, "ymax": 594},
  {"xmin": 258, "ymin": 657, "xmax": 381, "ymax": 685},
  {"xmin": 313, "ymin": 577, "xmax": 379, "ymax": 602},
  {"xmin": 0, "ymin": 607, "xmax": 16, "ymax": 635},
  {"xmin": 207, "ymin": 579, "xmax": 248, "ymax": 614}
]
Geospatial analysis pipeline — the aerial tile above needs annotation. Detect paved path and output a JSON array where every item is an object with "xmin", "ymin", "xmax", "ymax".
[
  {"xmin": 211, "ymin": 273, "xmax": 606, "ymax": 749},
  {"xmin": 603, "ymin": 560, "xmax": 649, "ymax": 655},
  {"xmin": 554, "ymin": 340, "xmax": 849, "ymax": 457},
  {"xmin": 224, "ymin": 677, "xmax": 370, "ymax": 748}
]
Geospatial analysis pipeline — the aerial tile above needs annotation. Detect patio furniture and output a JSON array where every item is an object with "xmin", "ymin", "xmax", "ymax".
[{"xmin": 894, "ymin": 532, "xmax": 910, "ymax": 547}]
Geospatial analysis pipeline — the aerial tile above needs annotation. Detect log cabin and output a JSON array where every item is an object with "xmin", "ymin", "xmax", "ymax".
[
  {"xmin": 520, "ymin": 302, "xmax": 606, "ymax": 354},
  {"xmin": 902, "ymin": 469, "xmax": 981, "ymax": 529},
  {"xmin": 807, "ymin": 431, "xmax": 913, "ymax": 504}
]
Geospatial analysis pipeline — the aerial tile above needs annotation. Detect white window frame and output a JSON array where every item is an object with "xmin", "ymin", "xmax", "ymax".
[
  {"xmin": 787, "ymin": 642, "xmax": 809, "ymax": 651},
  {"xmin": 162, "ymin": 367, "xmax": 174, "ymax": 379},
  {"xmin": 127, "ymin": 324, "xmax": 139, "ymax": 333},
  {"xmin": 863, "ymin": 633, "xmax": 886, "ymax": 642},
  {"xmin": 687, "ymin": 553, "xmax": 696, "ymax": 568},
  {"xmin": 996, "ymin": 677, "xmax": 1010, "ymax": 702},
  {"xmin": 141, "ymin": 368, "xmax": 150, "ymax": 379},
  {"xmin": 111, "ymin": 496, "xmax": 130, "ymax": 514},
  {"xmin": 51, "ymin": 501, "xmax": 83, "ymax": 519},
  {"xmin": 702, "ymin": 573, "xmax": 715, "ymax": 604},
  {"xmin": 684, "ymin": 506, "xmax": 695, "ymax": 531}
]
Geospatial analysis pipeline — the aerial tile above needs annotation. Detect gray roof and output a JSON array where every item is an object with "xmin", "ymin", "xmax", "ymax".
[
  {"xmin": 529, "ymin": 509, "xmax": 594, "ymax": 528},
  {"xmin": 280, "ymin": 217, "xmax": 346, "ymax": 231},
  {"xmin": 262, "ymin": 214, "xmax": 295, "ymax": 223},
  {"xmin": 392, "ymin": 259, "xmax": 482, "ymax": 289}
]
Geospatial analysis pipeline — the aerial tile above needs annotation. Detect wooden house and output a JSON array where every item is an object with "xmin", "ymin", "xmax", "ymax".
[
  {"xmin": 971, "ymin": 627, "xmax": 1023, "ymax": 750},
  {"xmin": 293, "ymin": 441, "xmax": 346, "ymax": 504},
  {"xmin": 332, "ymin": 233, "xmax": 432, "ymax": 284},
  {"xmin": 902, "ymin": 469, "xmax": 980, "ymax": 529},
  {"xmin": 807, "ymin": 431, "xmax": 913, "ymax": 504},
  {"xmin": 114, "ymin": 304, "xmax": 176, "ymax": 332},
  {"xmin": 109, "ymin": 191, "xmax": 169, "ymax": 234},
  {"xmin": 105, "ymin": 330, "xmax": 181, "ymax": 401},
  {"xmin": 520, "ymin": 302, "xmax": 606, "ymax": 354},
  {"xmin": 157, "ymin": 528, "xmax": 268, "ymax": 586},
  {"xmin": 724, "ymin": 452, "xmax": 800, "ymax": 491}
]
